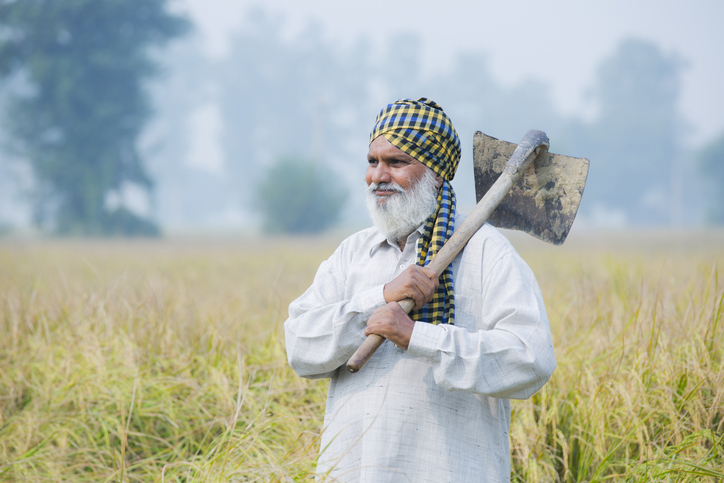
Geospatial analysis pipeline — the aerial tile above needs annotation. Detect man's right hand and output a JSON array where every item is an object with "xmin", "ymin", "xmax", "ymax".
[{"xmin": 383, "ymin": 265, "xmax": 439, "ymax": 310}]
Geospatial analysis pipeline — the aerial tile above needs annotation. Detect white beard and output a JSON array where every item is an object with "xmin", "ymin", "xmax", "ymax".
[{"xmin": 365, "ymin": 169, "xmax": 440, "ymax": 242}]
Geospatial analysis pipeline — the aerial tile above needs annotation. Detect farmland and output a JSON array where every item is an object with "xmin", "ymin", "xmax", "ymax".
[{"xmin": 0, "ymin": 231, "xmax": 722, "ymax": 481}]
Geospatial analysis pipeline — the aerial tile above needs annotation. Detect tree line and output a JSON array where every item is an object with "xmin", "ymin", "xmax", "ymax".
[
  {"xmin": 0, "ymin": 0, "xmax": 188, "ymax": 235},
  {"xmin": 1, "ymin": 2, "xmax": 722, "ymax": 236}
]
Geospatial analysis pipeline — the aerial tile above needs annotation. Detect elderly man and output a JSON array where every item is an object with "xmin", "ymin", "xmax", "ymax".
[{"xmin": 284, "ymin": 98, "xmax": 556, "ymax": 482}]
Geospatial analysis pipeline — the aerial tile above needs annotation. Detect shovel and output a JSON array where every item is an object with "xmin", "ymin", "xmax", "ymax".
[{"xmin": 346, "ymin": 129, "xmax": 589, "ymax": 373}]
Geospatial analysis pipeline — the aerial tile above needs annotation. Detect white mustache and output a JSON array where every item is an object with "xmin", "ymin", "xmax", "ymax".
[{"xmin": 366, "ymin": 182, "xmax": 406, "ymax": 194}]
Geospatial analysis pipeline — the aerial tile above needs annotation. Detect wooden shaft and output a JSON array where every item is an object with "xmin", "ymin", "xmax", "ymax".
[{"xmin": 345, "ymin": 130, "xmax": 549, "ymax": 373}]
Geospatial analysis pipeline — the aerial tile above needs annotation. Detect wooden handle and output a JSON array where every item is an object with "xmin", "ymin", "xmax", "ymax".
[
  {"xmin": 345, "ymin": 130, "xmax": 549, "ymax": 374},
  {"xmin": 346, "ymin": 334, "xmax": 385, "ymax": 373},
  {"xmin": 346, "ymin": 298, "xmax": 415, "ymax": 373}
]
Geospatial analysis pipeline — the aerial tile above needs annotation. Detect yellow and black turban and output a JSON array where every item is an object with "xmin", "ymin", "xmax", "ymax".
[{"xmin": 369, "ymin": 98, "xmax": 461, "ymax": 326}]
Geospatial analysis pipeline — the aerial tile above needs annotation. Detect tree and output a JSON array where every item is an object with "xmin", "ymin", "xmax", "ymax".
[
  {"xmin": 257, "ymin": 157, "xmax": 347, "ymax": 234},
  {"xmin": 0, "ymin": 0, "xmax": 188, "ymax": 235},
  {"xmin": 568, "ymin": 39, "xmax": 686, "ymax": 225},
  {"xmin": 697, "ymin": 134, "xmax": 724, "ymax": 223},
  {"xmin": 218, "ymin": 8, "xmax": 370, "ymax": 225}
]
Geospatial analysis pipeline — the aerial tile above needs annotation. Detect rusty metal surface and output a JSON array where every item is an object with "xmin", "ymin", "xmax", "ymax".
[{"xmin": 473, "ymin": 131, "xmax": 590, "ymax": 245}]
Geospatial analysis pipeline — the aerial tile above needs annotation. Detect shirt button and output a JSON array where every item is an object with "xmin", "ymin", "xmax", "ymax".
[{"xmin": 400, "ymin": 265, "xmax": 405, "ymax": 270}]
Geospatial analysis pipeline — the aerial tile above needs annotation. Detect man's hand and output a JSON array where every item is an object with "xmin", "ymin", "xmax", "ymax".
[
  {"xmin": 365, "ymin": 302, "xmax": 415, "ymax": 350},
  {"xmin": 383, "ymin": 265, "xmax": 439, "ymax": 310}
]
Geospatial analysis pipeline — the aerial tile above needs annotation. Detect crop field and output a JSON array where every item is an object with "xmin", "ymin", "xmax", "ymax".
[{"xmin": 0, "ymin": 231, "xmax": 723, "ymax": 482}]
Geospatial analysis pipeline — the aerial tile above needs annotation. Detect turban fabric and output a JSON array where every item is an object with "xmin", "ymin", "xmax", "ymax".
[{"xmin": 369, "ymin": 98, "xmax": 461, "ymax": 326}]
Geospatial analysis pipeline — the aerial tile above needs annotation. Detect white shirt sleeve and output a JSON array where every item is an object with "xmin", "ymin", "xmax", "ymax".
[
  {"xmin": 407, "ymin": 248, "xmax": 556, "ymax": 400},
  {"xmin": 284, "ymin": 244, "xmax": 388, "ymax": 379}
]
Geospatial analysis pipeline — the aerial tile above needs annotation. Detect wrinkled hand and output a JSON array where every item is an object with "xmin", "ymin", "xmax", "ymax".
[
  {"xmin": 383, "ymin": 265, "xmax": 439, "ymax": 310},
  {"xmin": 365, "ymin": 302, "xmax": 415, "ymax": 350}
]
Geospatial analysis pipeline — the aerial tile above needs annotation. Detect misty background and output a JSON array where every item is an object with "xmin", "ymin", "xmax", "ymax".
[{"xmin": 1, "ymin": 0, "xmax": 723, "ymax": 237}]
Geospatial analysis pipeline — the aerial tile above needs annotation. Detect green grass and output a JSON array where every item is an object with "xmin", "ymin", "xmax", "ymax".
[{"xmin": 0, "ymin": 234, "xmax": 722, "ymax": 481}]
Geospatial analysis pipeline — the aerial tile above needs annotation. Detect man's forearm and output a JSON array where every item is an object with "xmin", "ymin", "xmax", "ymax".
[
  {"xmin": 407, "ymin": 318, "xmax": 556, "ymax": 399},
  {"xmin": 284, "ymin": 284, "xmax": 386, "ymax": 378}
]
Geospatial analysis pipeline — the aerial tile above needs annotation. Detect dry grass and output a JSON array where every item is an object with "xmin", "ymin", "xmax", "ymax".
[
  {"xmin": 0, "ymin": 232, "xmax": 722, "ymax": 482},
  {"xmin": 510, "ymin": 231, "xmax": 724, "ymax": 482}
]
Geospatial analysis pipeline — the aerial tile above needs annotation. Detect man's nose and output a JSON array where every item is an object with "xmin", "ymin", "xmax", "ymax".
[{"xmin": 370, "ymin": 163, "xmax": 391, "ymax": 184}]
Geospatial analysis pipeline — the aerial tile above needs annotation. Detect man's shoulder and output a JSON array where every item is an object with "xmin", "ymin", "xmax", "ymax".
[
  {"xmin": 339, "ymin": 226, "xmax": 383, "ymax": 246},
  {"xmin": 456, "ymin": 214, "xmax": 520, "ymax": 261},
  {"xmin": 330, "ymin": 226, "xmax": 385, "ymax": 258}
]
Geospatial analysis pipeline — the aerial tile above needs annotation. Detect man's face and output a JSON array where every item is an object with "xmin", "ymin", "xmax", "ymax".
[
  {"xmin": 365, "ymin": 136, "xmax": 444, "ymax": 241},
  {"xmin": 366, "ymin": 136, "xmax": 442, "ymax": 205}
]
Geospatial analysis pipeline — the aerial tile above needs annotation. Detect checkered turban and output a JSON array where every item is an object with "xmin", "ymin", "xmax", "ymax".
[{"xmin": 369, "ymin": 98, "xmax": 461, "ymax": 325}]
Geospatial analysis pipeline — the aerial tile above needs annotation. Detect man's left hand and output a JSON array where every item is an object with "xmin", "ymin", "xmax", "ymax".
[{"xmin": 365, "ymin": 302, "xmax": 415, "ymax": 350}]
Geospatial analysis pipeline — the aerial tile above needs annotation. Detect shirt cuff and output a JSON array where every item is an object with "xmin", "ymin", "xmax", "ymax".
[{"xmin": 407, "ymin": 322, "xmax": 444, "ymax": 362}]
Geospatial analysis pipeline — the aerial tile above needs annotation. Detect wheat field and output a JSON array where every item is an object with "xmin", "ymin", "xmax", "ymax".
[{"xmin": 0, "ymin": 232, "xmax": 722, "ymax": 482}]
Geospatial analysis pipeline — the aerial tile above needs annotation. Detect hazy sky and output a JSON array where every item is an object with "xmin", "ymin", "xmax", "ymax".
[{"xmin": 180, "ymin": 0, "xmax": 724, "ymax": 147}]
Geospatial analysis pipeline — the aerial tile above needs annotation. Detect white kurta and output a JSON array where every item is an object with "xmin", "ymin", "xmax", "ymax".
[{"xmin": 284, "ymin": 220, "xmax": 556, "ymax": 482}]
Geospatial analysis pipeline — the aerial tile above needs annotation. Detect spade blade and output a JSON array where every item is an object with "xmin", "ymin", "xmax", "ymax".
[{"xmin": 473, "ymin": 131, "xmax": 590, "ymax": 245}]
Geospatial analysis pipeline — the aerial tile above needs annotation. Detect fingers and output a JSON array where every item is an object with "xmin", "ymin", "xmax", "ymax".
[
  {"xmin": 365, "ymin": 302, "xmax": 415, "ymax": 350},
  {"xmin": 384, "ymin": 265, "xmax": 440, "ymax": 310},
  {"xmin": 418, "ymin": 266, "xmax": 438, "ymax": 280},
  {"xmin": 411, "ymin": 269, "xmax": 438, "ymax": 309}
]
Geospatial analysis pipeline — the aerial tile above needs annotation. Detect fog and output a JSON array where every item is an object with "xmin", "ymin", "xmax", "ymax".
[{"xmin": 1, "ymin": 0, "xmax": 723, "ymax": 235}]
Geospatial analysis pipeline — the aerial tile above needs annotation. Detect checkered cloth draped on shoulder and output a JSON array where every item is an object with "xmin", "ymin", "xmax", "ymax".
[{"xmin": 370, "ymin": 98, "xmax": 461, "ymax": 325}]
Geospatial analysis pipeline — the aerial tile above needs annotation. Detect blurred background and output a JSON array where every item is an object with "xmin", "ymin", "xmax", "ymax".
[{"xmin": 1, "ymin": 0, "xmax": 723, "ymax": 238}]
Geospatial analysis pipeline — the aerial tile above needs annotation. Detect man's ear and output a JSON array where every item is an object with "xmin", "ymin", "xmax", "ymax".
[{"xmin": 435, "ymin": 174, "xmax": 444, "ymax": 189}]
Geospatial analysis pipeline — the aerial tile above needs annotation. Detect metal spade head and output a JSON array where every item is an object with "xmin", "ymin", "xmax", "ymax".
[{"xmin": 473, "ymin": 131, "xmax": 590, "ymax": 245}]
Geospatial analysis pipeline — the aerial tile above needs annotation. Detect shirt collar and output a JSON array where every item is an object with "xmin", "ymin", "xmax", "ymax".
[{"xmin": 368, "ymin": 224, "xmax": 425, "ymax": 258}]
